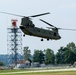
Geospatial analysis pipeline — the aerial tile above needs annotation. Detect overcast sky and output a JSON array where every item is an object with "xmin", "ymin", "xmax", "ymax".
[{"xmin": 0, "ymin": 0, "xmax": 76, "ymax": 54}]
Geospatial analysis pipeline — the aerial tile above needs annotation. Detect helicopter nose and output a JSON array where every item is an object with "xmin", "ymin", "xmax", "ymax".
[{"xmin": 59, "ymin": 36, "xmax": 61, "ymax": 39}]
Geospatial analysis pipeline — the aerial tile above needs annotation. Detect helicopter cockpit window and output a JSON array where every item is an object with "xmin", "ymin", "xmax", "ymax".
[{"xmin": 54, "ymin": 32, "xmax": 56, "ymax": 36}]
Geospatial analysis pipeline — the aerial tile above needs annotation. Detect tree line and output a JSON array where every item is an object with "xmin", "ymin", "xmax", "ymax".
[{"xmin": 23, "ymin": 42, "xmax": 76, "ymax": 65}]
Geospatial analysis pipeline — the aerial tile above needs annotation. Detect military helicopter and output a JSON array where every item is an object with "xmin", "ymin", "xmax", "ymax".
[
  {"xmin": 20, "ymin": 18, "xmax": 61, "ymax": 41},
  {"xmin": 0, "ymin": 11, "xmax": 76, "ymax": 41}
]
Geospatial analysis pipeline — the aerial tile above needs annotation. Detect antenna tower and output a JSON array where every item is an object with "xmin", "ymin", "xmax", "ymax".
[{"xmin": 7, "ymin": 19, "xmax": 22, "ymax": 66}]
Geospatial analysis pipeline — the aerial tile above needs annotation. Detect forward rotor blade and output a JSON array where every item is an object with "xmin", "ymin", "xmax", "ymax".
[
  {"xmin": 58, "ymin": 28, "xmax": 76, "ymax": 31},
  {"xmin": 40, "ymin": 19, "xmax": 56, "ymax": 28},
  {"xmin": 0, "ymin": 11, "xmax": 24, "ymax": 17},
  {"xmin": 30, "ymin": 12, "xmax": 50, "ymax": 17}
]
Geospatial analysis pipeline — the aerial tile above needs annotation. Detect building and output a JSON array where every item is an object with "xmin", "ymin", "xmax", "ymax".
[{"xmin": 15, "ymin": 60, "xmax": 30, "ymax": 68}]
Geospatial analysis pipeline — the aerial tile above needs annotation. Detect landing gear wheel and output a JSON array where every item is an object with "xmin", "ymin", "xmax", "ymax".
[
  {"xmin": 30, "ymin": 33, "xmax": 32, "ymax": 36},
  {"xmin": 47, "ymin": 38, "xmax": 49, "ymax": 41},
  {"xmin": 23, "ymin": 34, "xmax": 25, "ymax": 37},
  {"xmin": 41, "ymin": 39, "xmax": 43, "ymax": 41}
]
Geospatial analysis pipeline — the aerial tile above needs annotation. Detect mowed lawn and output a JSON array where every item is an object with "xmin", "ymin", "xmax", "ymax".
[
  {"xmin": 9, "ymin": 71, "xmax": 76, "ymax": 75},
  {"xmin": 0, "ymin": 70, "xmax": 76, "ymax": 75}
]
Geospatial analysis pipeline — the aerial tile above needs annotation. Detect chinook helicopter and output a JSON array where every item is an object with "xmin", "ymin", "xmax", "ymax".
[
  {"xmin": 0, "ymin": 11, "xmax": 76, "ymax": 41},
  {"xmin": 20, "ymin": 18, "xmax": 61, "ymax": 41}
]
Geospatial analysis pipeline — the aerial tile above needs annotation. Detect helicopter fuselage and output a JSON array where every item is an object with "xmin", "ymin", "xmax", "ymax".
[
  {"xmin": 20, "ymin": 17, "xmax": 61, "ymax": 40},
  {"xmin": 20, "ymin": 25, "xmax": 61, "ymax": 40}
]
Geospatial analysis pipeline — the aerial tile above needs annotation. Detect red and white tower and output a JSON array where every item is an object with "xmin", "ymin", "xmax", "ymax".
[{"xmin": 7, "ymin": 19, "xmax": 22, "ymax": 66}]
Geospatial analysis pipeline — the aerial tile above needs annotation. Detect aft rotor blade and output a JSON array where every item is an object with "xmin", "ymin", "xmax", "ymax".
[
  {"xmin": 30, "ymin": 12, "xmax": 50, "ymax": 17},
  {"xmin": 46, "ymin": 27, "xmax": 53, "ymax": 29},
  {"xmin": 40, "ymin": 19, "xmax": 56, "ymax": 28},
  {"xmin": 0, "ymin": 11, "xmax": 24, "ymax": 17},
  {"xmin": 58, "ymin": 28, "xmax": 76, "ymax": 31}
]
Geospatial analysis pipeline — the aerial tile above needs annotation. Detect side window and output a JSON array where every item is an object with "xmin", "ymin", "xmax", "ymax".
[{"xmin": 54, "ymin": 32, "xmax": 56, "ymax": 36}]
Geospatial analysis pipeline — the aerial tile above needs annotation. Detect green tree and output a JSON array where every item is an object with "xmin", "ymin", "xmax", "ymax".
[
  {"xmin": 0, "ymin": 61, "xmax": 4, "ymax": 66},
  {"xmin": 66, "ymin": 42, "xmax": 76, "ymax": 51},
  {"xmin": 33, "ymin": 50, "xmax": 44, "ymax": 64},
  {"xmin": 64, "ymin": 48, "xmax": 74, "ymax": 64},
  {"xmin": 74, "ymin": 49, "xmax": 76, "ymax": 61},
  {"xmin": 56, "ymin": 47, "xmax": 65, "ymax": 64},
  {"xmin": 23, "ymin": 46, "xmax": 31, "ymax": 60},
  {"xmin": 44, "ymin": 48, "xmax": 55, "ymax": 65},
  {"xmin": 66, "ymin": 42, "xmax": 76, "ymax": 64},
  {"xmin": 56, "ymin": 42, "xmax": 76, "ymax": 64}
]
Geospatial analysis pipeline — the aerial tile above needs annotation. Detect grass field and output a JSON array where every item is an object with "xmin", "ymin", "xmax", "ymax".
[
  {"xmin": 0, "ymin": 68, "xmax": 76, "ymax": 75},
  {"xmin": 0, "ymin": 71, "xmax": 76, "ymax": 75},
  {"xmin": 12, "ymin": 71, "xmax": 76, "ymax": 75}
]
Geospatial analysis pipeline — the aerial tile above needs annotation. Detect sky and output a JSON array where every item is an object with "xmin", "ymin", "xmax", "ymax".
[{"xmin": 0, "ymin": 0, "xmax": 76, "ymax": 54}]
